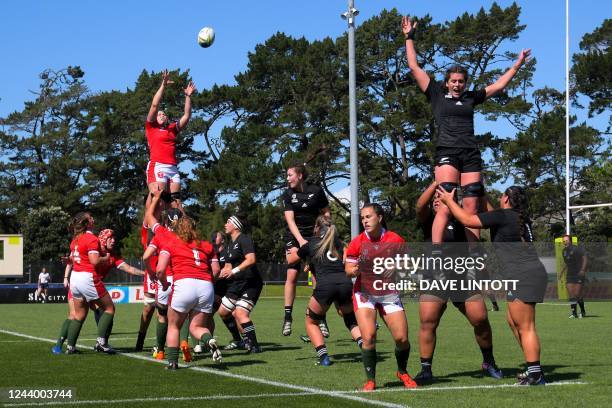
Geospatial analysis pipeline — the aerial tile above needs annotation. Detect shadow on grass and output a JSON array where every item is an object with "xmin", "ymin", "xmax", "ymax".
[{"xmin": 439, "ymin": 364, "xmax": 583, "ymax": 382}]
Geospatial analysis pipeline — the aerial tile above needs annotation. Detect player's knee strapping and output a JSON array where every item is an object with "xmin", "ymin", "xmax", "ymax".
[
  {"xmin": 439, "ymin": 182, "xmax": 459, "ymax": 200},
  {"xmin": 236, "ymin": 298, "xmax": 255, "ymax": 313},
  {"xmin": 221, "ymin": 296, "xmax": 237, "ymax": 312},
  {"xmin": 462, "ymin": 181, "xmax": 485, "ymax": 198},
  {"xmin": 306, "ymin": 308, "xmax": 325, "ymax": 323}
]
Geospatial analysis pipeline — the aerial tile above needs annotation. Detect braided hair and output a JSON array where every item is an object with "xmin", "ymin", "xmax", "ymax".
[{"xmin": 505, "ymin": 186, "xmax": 533, "ymax": 242}]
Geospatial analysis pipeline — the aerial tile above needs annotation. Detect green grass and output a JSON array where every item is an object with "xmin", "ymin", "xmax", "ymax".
[{"xmin": 1, "ymin": 299, "xmax": 611, "ymax": 407}]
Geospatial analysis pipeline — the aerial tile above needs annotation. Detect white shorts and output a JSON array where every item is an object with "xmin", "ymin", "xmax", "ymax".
[
  {"xmin": 144, "ymin": 272, "xmax": 157, "ymax": 296},
  {"xmin": 156, "ymin": 276, "xmax": 173, "ymax": 306},
  {"xmin": 170, "ymin": 278, "xmax": 214, "ymax": 313},
  {"xmin": 70, "ymin": 271, "xmax": 107, "ymax": 302},
  {"xmin": 146, "ymin": 161, "xmax": 180, "ymax": 185},
  {"xmin": 353, "ymin": 291, "xmax": 404, "ymax": 316}
]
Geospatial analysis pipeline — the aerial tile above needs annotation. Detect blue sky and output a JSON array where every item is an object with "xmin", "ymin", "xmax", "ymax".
[{"xmin": 1, "ymin": 0, "xmax": 609, "ymax": 194}]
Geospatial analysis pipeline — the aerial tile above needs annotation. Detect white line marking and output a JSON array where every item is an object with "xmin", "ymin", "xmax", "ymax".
[
  {"xmin": 0, "ymin": 337, "xmax": 155, "ymax": 343},
  {"xmin": 340, "ymin": 380, "xmax": 589, "ymax": 393},
  {"xmin": 0, "ymin": 329, "xmax": 407, "ymax": 408},
  {"xmin": 1, "ymin": 392, "xmax": 315, "ymax": 407},
  {"xmin": 539, "ymin": 303, "xmax": 575, "ymax": 306}
]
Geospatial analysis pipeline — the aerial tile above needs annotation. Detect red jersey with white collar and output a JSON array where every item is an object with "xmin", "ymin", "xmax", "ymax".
[
  {"xmin": 346, "ymin": 229, "xmax": 405, "ymax": 294},
  {"xmin": 69, "ymin": 231, "xmax": 101, "ymax": 273},
  {"xmin": 145, "ymin": 121, "xmax": 179, "ymax": 165},
  {"xmin": 96, "ymin": 253, "xmax": 126, "ymax": 279},
  {"xmin": 153, "ymin": 224, "xmax": 216, "ymax": 282}
]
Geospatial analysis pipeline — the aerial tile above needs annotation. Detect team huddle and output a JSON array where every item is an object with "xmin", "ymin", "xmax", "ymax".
[{"xmin": 51, "ymin": 16, "xmax": 552, "ymax": 391}]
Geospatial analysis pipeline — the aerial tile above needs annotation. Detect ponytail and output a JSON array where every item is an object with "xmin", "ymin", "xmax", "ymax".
[
  {"xmin": 313, "ymin": 215, "xmax": 341, "ymax": 261},
  {"xmin": 505, "ymin": 186, "xmax": 532, "ymax": 242},
  {"xmin": 174, "ymin": 216, "xmax": 200, "ymax": 245},
  {"xmin": 69, "ymin": 212, "xmax": 91, "ymax": 238},
  {"xmin": 288, "ymin": 145, "xmax": 328, "ymax": 182}
]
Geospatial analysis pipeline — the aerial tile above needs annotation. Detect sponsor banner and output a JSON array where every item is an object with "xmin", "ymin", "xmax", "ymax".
[
  {"xmin": 0, "ymin": 284, "xmax": 147, "ymax": 304},
  {"xmin": 129, "ymin": 285, "xmax": 147, "ymax": 303},
  {"xmin": 0, "ymin": 284, "xmax": 68, "ymax": 304},
  {"xmin": 106, "ymin": 286, "xmax": 129, "ymax": 304}
]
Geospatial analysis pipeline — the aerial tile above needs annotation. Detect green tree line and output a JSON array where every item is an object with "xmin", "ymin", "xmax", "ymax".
[{"xmin": 0, "ymin": 4, "xmax": 609, "ymax": 265}]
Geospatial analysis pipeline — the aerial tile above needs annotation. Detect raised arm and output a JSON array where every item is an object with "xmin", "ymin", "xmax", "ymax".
[
  {"xmin": 178, "ymin": 81, "xmax": 196, "ymax": 130},
  {"xmin": 416, "ymin": 181, "xmax": 437, "ymax": 223},
  {"xmin": 144, "ymin": 190, "xmax": 162, "ymax": 228},
  {"xmin": 147, "ymin": 70, "xmax": 173, "ymax": 123},
  {"xmin": 402, "ymin": 15, "xmax": 430, "ymax": 92},
  {"xmin": 485, "ymin": 49, "xmax": 531, "ymax": 98}
]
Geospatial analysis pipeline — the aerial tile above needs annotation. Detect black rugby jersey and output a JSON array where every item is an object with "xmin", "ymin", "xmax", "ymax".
[
  {"xmin": 477, "ymin": 209, "xmax": 541, "ymax": 273},
  {"xmin": 220, "ymin": 233, "xmax": 259, "ymax": 280},
  {"xmin": 425, "ymin": 80, "xmax": 486, "ymax": 148},
  {"xmin": 297, "ymin": 237, "xmax": 345, "ymax": 278},
  {"xmin": 562, "ymin": 245, "xmax": 586, "ymax": 275},
  {"xmin": 282, "ymin": 183, "xmax": 329, "ymax": 239}
]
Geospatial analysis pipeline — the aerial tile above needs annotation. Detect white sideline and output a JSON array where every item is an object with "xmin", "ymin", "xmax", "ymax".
[
  {"xmin": 343, "ymin": 381, "xmax": 589, "ymax": 394},
  {"xmin": 2, "ymin": 392, "xmax": 314, "ymax": 407},
  {"xmin": 0, "ymin": 329, "xmax": 407, "ymax": 408}
]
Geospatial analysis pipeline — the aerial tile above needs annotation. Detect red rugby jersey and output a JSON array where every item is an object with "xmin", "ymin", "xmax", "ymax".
[
  {"xmin": 69, "ymin": 231, "xmax": 101, "ymax": 273},
  {"xmin": 346, "ymin": 229, "xmax": 405, "ymax": 293},
  {"xmin": 96, "ymin": 254, "xmax": 125, "ymax": 279},
  {"xmin": 145, "ymin": 121, "xmax": 179, "ymax": 165},
  {"xmin": 153, "ymin": 224, "xmax": 216, "ymax": 282},
  {"xmin": 148, "ymin": 232, "xmax": 174, "ymax": 277}
]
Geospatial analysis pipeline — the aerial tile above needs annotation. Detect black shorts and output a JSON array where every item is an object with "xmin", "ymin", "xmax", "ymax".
[
  {"xmin": 226, "ymin": 277, "xmax": 263, "ymax": 305},
  {"xmin": 284, "ymin": 233, "xmax": 314, "ymax": 251},
  {"xmin": 285, "ymin": 234, "xmax": 312, "ymax": 267},
  {"xmin": 435, "ymin": 147, "xmax": 483, "ymax": 173},
  {"xmin": 506, "ymin": 269, "xmax": 547, "ymax": 303},
  {"xmin": 566, "ymin": 274, "xmax": 585, "ymax": 284},
  {"xmin": 312, "ymin": 275, "xmax": 353, "ymax": 307},
  {"xmin": 39, "ymin": 283, "xmax": 49, "ymax": 289},
  {"xmin": 214, "ymin": 278, "xmax": 229, "ymax": 297}
]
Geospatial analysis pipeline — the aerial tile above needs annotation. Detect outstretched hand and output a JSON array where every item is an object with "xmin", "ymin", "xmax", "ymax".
[
  {"xmin": 516, "ymin": 49, "xmax": 532, "ymax": 67},
  {"xmin": 401, "ymin": 15, "xmax": 417, "ymax": 38},
  {"xmin": 161, "ymin": 70, "xmax": 174, "ymax": 86},
  {"xmin": 184, "ymin": 81, "xmax": 197, "ymax": 96}
]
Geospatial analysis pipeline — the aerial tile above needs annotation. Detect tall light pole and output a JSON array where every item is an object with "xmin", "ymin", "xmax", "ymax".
[{"xmin": 341, "ymin": 0, "xmax": 360, "ymax": 239}]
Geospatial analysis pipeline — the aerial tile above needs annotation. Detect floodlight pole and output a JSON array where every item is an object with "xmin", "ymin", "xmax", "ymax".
[{"xmin": 342, "ymin": 0, "xmax": 360, "ymax": 239}]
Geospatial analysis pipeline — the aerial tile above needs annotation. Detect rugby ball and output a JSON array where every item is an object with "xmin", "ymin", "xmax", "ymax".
[{"xmin": 198, "ymin": 27, "xmax": 215, "ymax": 48}]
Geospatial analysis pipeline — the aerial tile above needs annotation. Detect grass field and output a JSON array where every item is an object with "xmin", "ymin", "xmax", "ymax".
[{"xmin": 1, "ymin": 297, "xmax": 612, "ymax": 407}]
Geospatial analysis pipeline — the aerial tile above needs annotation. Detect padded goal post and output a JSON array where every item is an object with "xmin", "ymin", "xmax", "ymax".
[{"xmin": 0, "ymin": 234, "xmax": 24, "ymax": 278}]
